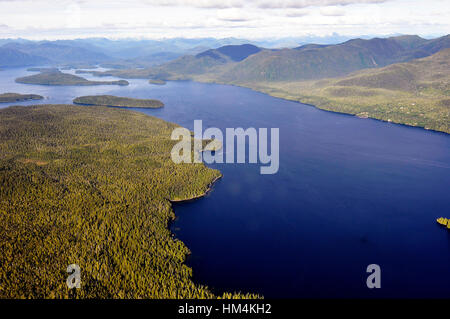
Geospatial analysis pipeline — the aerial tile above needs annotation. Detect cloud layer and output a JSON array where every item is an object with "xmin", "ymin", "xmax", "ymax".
[{"xmin": 0, "ymin": 0, "xmax": 448, "ymax": 39}]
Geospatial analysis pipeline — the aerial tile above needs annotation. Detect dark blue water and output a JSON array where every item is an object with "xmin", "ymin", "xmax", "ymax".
[{"xmin": 1, "ymin": 67, "xmax": 450, "ymax": 298}]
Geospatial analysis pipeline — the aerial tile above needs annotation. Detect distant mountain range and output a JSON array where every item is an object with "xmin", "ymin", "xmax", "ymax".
[
  {"xmin": 0, "ymin": 37, "xmax": 259, "ymax": 68},
  {"xmin": 0, "ymin": 42, "xmax": 111, "ymax": 67},
  {"xmin": 152, "ymin": 35, "xmax": 449, "ymax": 82},
  {"xmin": 2, "ymin": 34, "xmax": 447, "ymax": 71},
  {"xmin": 0, "ymin": 34, "xmax": 415, "ymax": 69}
]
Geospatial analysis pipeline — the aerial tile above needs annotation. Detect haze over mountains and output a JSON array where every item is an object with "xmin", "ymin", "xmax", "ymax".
[
  {"xmin": 0, "ymin": 37, "xmax": 241, "ymax": 68},
  {"xmin": 0, "ymin": 37, "xmax": 284, "ymax": 68},
  {"xmin": 2, "ymin": 33, "xmax": 438, "ymax": 69},
  {"xmin": 0, "ymin": 47, "xmax": 49, "ymax": 67}
]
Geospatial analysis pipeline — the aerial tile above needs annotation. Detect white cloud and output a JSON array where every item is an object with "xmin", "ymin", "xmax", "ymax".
[
  {"xmin": 0, "ymin": 0, "xmax": 394, "ymax": 9},
  {"xmin": 217, "ymin": 8, "xmax": 255, "ymax": 22},
  {"xmin": 285, "ymin": 10, "xmax": 311, "ymax": 17},
  {"xmin": 0, "ymin": 0, "xmax": 448, "ymax": 39},
  {"xmin": 320, "ymin": 6, "xmax": 346, "ymax": 16},
  {"xmin": 254, "ymin": 0, "xmax": 389, "ymax": 9}
]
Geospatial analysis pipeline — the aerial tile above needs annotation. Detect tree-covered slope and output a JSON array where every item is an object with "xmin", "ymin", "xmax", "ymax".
[
  {"xmin": 217, "ymin": 35, "xmax": 449, "ymax": 82},
  {"xmin": 152, "ymin": 44, "xmax": 262, "ymax": 77},
  {"xmin": 197, "ymin": 44, "xmax": 261, "ymax": 62},
  {"xmin": 242, "ymin": 49, "xmax": 450, "ymax": 133}
]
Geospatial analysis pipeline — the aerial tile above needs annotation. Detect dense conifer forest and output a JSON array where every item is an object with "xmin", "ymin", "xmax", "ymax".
[{"xmin": 0, "ymin": 104, "xmax": 257, "ymax": 298}]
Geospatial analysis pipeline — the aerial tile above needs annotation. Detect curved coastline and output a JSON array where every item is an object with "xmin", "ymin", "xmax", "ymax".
[
  {"xmin": 166, "ymin": 173, "xmax": 227, "ymax": 295},
  {"xmin": 169, "ymin": 174, "xmax": 222, "ymax": 203},
  {"xmin": 178, "ymin": 79, "xmax": 450, "ymax": 136}
]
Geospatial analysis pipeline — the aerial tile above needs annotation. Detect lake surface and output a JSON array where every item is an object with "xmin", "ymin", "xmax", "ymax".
[{"xmin": 1, "ymin": 67, "xmax": 450, "ymax": 298}]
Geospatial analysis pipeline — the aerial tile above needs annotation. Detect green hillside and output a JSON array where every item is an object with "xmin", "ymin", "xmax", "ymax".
[
  {"xmin": 241, "ymin": 49, "xmax": 450, "ymax": 133},
  {"xmin": 0, "ymin": 104, "xmax": 257, "ymax": 299},
  {"xmin": 158, "ymin": 54, "xmax": 230, "ymax": 76},
  {"xmin": 197, "ymin": 44, "xmax": 261, "ymax": 62},
  {"xmin": 216, "ymin": 35, "xmax": 449, "ymax": 82}
]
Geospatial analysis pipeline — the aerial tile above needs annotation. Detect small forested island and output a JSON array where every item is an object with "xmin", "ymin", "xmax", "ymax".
[
  {"xmin": 0, "ymin": 93, "xmax": 44, "ymax": 103},
  {"xmin": 15, "ymin": 70, "xmax": 129, "ymax": 86},
  {"xmin": 437, "ymin": 217, "xmax": 450, "ymax": 230},
  {"xmin": 149, "ymin": 79, "xmax": 166, "ymax": 85},
  {"xmin": 0, "ymin": 104, "xmax": 257, "ymax": 299},
  {"xmin": 73, "ymin": 95, "xmax": 164, "ymax": 108}
]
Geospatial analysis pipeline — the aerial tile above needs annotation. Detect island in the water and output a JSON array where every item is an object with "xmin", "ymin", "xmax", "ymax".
[
  {"xmin": 149, "ymin": 79, "xmax": 166, "ymax": 85},
  {"xmin": 15, "ymin": 70, "xmax": 129, "ymax": 86},
  {"xmin": 73, "ymin": 95, "xmax": 164, "ymax": 108},
  {"xmin": 437, "ymin": 217, "xmax": 450, "ymax": 229},
  {"xmin": 0, "ymin": 93, "xmax": 44, "ymax": 103},
  {"xmin": 0, "ymin": 104, "xmax": 257, "ymax": 299}
]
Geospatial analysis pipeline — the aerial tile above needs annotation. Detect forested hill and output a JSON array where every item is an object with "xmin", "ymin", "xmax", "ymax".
[
  {"xmin": 196, "ymin": 44, "xmax": 261, "ymax": 62},
  {"xmin": 154, "ymin": 44, "xmax": 263, "ymax": 76},
  {"xmin": 0, "ymin": 104, "xmax": 257, "ymax": 298},
  {"xmin": 237, "ymin": 49, "xmax": 450, "ymax": 134}
]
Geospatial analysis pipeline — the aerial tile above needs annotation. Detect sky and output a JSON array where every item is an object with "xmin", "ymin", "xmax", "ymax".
[{"xmin": 0, "ymin": 0, "xmax": 448, "ymax": 40}]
